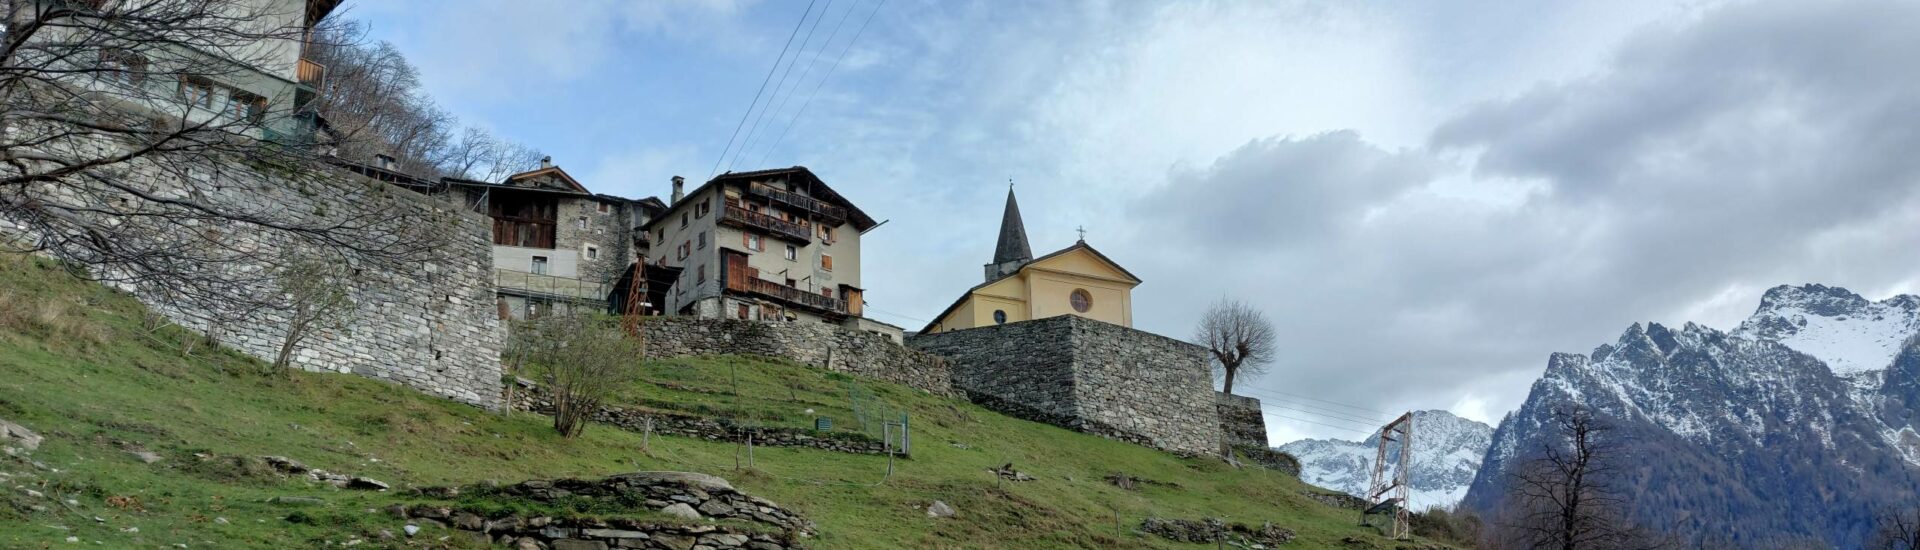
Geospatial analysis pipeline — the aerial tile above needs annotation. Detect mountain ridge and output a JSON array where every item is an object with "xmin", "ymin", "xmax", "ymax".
[{"xmin": 1277, "ymin": 409, "xmax": 1492, "ymax": 510}]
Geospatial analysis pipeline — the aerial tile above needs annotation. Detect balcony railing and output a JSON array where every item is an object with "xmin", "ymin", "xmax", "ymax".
[
  {"xmin": 495, "ymin": 269, "xmax": 608, "ymax": 302},
  {"xmin": 297, "ymin": 58, "xmax": 325, "ymax": 89},
  {"xmin": 746, "ymin": 183, "xmax": 847, "ymax": 224},
  {"xmin": 720, "ymin": 205, "xmax": 811, "ymax": 243},
  {"xmin": 726, "ymin": 275, "xmax": 847, "ymax": 315}
]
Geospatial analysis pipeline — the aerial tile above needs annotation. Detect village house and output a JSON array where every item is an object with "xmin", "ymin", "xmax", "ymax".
[{"xmin": 644, "ymin": 167, "xmax": 901, "ymax": 341}]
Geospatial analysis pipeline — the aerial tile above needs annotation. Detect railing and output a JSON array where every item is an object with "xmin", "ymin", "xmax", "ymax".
[
  {"xmin": 297, "ymin": 58, "xmax": 325, "ymax": 89},
  {"xmin": 726, "ymin": 275, "xmax": 847, "ymax": 315},
  {"xmin": 495, "ymin": 269, "xmax": 608, "ymax": 302},
  {"xmin": 746, "ymin": 183, "xmax": 847, "ymax": 224},
  {"xmin": 720, "ymin": 205, "xmax": 811, "ymax": 243}
]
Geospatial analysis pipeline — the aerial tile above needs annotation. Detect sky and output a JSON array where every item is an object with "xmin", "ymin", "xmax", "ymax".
[{"xmin": 352, "ymin": 0, "xmax": 1920, "ymax": 446}]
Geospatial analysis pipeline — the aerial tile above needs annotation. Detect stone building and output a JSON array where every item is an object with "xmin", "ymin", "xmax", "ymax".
[
  {"xmin": 642, "ymin": 167, "xmax": 903, "ymax": 342},
  {"xmin": 437, "ymin": 159, "xmax": 670, "ymax": 321},
  {"xmin": 921, "ymin": 187, "xmax": 1140, "ymax": 333}
]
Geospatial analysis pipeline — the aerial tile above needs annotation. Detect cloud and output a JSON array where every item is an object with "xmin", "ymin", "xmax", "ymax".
[{"xmin": 1122, "ymin": 0, "xmax": 1920, "ymax": 444}]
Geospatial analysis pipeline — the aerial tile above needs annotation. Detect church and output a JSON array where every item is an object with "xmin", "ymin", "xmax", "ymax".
[{"xmin": 920, "ymin": 187, "xmax": 1141, "ymax": 333}]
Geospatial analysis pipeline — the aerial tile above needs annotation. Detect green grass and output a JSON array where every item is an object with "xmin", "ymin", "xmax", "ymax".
[{"xmin": 0, "ymin": 253, "xmax": 1450, "ymax": 549}]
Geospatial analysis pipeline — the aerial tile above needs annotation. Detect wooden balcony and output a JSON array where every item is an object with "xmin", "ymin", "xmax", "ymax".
[
  {"xmin": 720, "ymin": 205, "xmax": 810, "ymax": 243},
  {"xmin": 746, "ymin": 183, "xmax": 846, "ymax": 224},
  {"xmin": 297, "ymin": 58, "xmax": 325, "ymax": 89},
  {"xmin": 725, "ymin": 274, "xmax": 848, "ymax": 316}
]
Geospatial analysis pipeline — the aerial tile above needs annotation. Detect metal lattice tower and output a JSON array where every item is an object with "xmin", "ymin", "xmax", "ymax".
[{"xmin": 1364, "ymin": 412, "xmax": 1414, "ymax": 540}]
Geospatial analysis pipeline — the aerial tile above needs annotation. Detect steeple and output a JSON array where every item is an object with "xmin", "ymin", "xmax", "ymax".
[{"xmin": 985, "ymin": 186, "xmax": 1034, "ymax": 281}]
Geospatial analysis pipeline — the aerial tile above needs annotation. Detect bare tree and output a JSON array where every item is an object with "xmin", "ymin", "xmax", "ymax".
[
  {"xmin": 515, "ymin": 313, "xmax": 642, "ymax": 438},
  {"xmin": 1875, "ymin": 505, "xmax": 1920, "ymax": 550},
  {"xmin": 1195, "ymin": 298, "xmax": 1277, "ymax": 395},
  {"xmin": 1497, "ymin": 407, "xmax": 1668, "ymax": 550},
  {"xmin": 270, "ymin": 251, "xmax": 353, "ymax": 372},
  {"xmin": 0, "ymin": 1, "xmax": 442, "ymax": 324}
]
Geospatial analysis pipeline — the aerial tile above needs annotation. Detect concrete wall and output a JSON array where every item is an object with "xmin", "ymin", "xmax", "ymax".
[
  {"xmin": 909, "ymin": 315, "xmax": 1221, "ymax": 456},
  {"xmin": 1216, "ymin": 392, "xmax": 1269, "ymax": 449},
  {"xmin": 642, "ymin": 317, "xmax": 953, "ymax": 396}
]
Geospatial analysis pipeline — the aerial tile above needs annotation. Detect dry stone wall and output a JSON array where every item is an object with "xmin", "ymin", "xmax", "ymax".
[
  {"xmin": 909, "ymin": 315, "xmax": 1222, "ymax": 456},
  {"xmin": 1217, "ymin": 392, "xmax": 1270, "ymax": 449},
  {"xmin": 7, "ymin": 152, "xmax": 504, "ymax": 407},
  {"xmin": 641, "ymin": 317, "xmax": 953, "ymax": 396}
]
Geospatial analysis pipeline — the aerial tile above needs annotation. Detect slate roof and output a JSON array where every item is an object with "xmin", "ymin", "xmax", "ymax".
[{"xmin": 993, "ymin": 187, "xmax": 1033, "ymax": 264}]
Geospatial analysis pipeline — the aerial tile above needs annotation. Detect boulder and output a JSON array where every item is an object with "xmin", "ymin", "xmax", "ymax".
[
  {"xmin": 660, "ymin": 503, "xmax": 701, "ymax": 520},
  {"xmin": 346, "ymin": 477, "xmax": 389, "ymax": 491},
  {"xmin": 0, "ymin": 419, "xmax": 41, "ymax": 451},
  {"xmin": 926, "ymin": 500, "xmax": 956, "ymax": 518},
  {"xmin": 612, "ymin": 471, "xmax": 734, "ymax": 492},
  {"xmin": 260, "ymin": 456, "xmax": 309, "ymax": 474}
]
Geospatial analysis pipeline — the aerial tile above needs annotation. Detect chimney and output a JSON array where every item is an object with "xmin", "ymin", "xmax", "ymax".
[
  {"xmin": 540, "ymin": 156, "xmax": 553, "ymax": 170},
  {"xmin": 671, "ymin": 175, "xmax": 685, "ymax": 204}
]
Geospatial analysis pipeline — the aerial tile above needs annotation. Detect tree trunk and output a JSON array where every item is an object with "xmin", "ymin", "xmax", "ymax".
[{"xmin": 1222, "ymin": 362, "xmax": 1239, "ymax": 395}]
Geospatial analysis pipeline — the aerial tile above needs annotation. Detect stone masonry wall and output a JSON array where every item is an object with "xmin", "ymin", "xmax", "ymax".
[
  {"xmin": 642, "ymin": 317, "xmax": 954, "ymax": 396},
  {"xmin": 909, "ymin": 315, "xmax": 1222, "ymax": 456},
  {"xmin": 1217, "ymin": 392, "xmax": 1270, "ymax": 449},
  {"xmin": 8, "ymin": 152, "xmax": 504, "ymax": 408}
]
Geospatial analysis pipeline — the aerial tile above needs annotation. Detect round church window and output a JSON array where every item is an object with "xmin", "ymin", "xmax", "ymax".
[
  {"xmin": 1070, "ymin": 289, "xmax": 1092, "ymax": 313},
  {"xmin": 993, "ymin": 310, "xmax": 1007, "ymax": 324}
]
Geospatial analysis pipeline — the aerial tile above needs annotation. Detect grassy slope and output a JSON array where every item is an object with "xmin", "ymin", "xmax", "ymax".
[{"xmin": 0, "ymin": 254, "xmax": 1445, "ymax": 549}]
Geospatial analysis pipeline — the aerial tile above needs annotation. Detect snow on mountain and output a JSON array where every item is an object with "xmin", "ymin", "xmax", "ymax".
[
  {"xmin": 1733, "ymin": 284, "xmax": 1920, "ymax": 375},
  {"xmin": 1466, "ymin": 284, "xmax": 1920, "ymax": 547},
  {"xmin": 1277, "ymin": 410, "xmax": 1491, "ymax": 510}
]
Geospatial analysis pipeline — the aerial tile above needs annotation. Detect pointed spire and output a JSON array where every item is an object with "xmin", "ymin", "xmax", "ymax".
[{"xmin": 993, "ymin": 186, "xmax": 1032, "ymax": 265}]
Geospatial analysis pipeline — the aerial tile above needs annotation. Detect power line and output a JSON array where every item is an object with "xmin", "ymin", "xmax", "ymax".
[
  {"xmin": 1232, "ymin": 387, "xmax": 1392, "ymax": 425},
  {"xmin": 1261, "ymin": 410, "xmax": 1375, "ymax": 436},
  {"xmin": 729, "ymin": 0, "xmax": 836, "ymax": 172},
  {"xmin": 744, "ymin": 0, "xmax": 860, "ymax": 166},
  {"xmin": 1235, "ymin": 382, "xmax": 1397, "ymax": 416},
  {"xmin": 707, "ymin": 0, "xmax": 819, "ymax": 179},
  {"xmin": 1258, "ymin": 401, "xmax": 1388, "ymax": 430},
  {"xmin": 755, "ymin": 0, "xmax": 886, "ymax": 165}
]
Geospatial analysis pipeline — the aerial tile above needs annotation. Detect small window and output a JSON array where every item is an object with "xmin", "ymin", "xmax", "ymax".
[
  {"xmin": 784, "ymin": 245, "xmax": 797, "ymax": 261},
  {"xmin": 680, "ymin": 213, "xmax": 688, "ymax": 228},
  {"xmin": 225, "ymin": 89, "xmax": 266, "ymax": 122},
  {"xmin": 677, "ymin": 242, "xmax": 689, "ymax": 260},
  {"xmin": 584, "ymin": 245, "xmax": 599, "ymax": 260},
  {"xmin": 744, "ymin": 233, "xmax": 763, "ymax": 252},
  {"xmin": 178, "ymin": 76, "xmax": 215, "ymax": 109},
  {"xmin": 819, "ymin": 225, "xmax": 833, "ymax": 243},
  {"xmin": 597, "ymin": 202, "xmax": 609, "ymax": 213},
  {"xmin": 696, "ymin": 200, "xmax": 711, "ymax": 218},
  {"xmin": 821, "ymin": 254, "xmax": 834, "ymax": 272},
  {"xmin": 696, "ymin": 264, "xmax": 707, "ymax": 284},
  {"xmin": 821, "ymin": 288, "xmax": 833, "ymax": 299},
  {"xmin": 530, "ymin": 256, "xmax": 549, "ymax": 275},
  {"xmin": 785, "ymin": 278, "xmax": 797, "ymax": 288},
  {"xmin": 1070, "ymin": 289, "xmax": 1093, "ymax": 313},
  {"xmin": 737, "ymin": 304, "xmax": 750, "ymax": 320},
  {"xmin": 577, "ymin": 217, "xmax": 588, "ymax": 230},
  {"xmin": 994, "ymin": 310, "xmax": 1007, "ymax": 325},
  {"xmin": 697, "ymin": 231, "xmax": 707, "ymax": 249}
]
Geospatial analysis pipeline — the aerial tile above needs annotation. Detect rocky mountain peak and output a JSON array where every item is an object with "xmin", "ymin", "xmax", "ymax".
[
  {"xmin": 1735, "ymin": 284, "xmax": 1920, "ymax": 375},
  {"xmin": 1279, "ymin": 409, "xmax": 1492, "ymax": 510}
]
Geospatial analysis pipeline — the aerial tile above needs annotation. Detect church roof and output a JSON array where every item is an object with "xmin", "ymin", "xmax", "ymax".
[
  {"xmin": 918, "ymin": 240, "xmax": 1140, "ymax": 333},
  {"xmin": 993, "ymin": 187, "xmax": 1033, "ymax": 264}
]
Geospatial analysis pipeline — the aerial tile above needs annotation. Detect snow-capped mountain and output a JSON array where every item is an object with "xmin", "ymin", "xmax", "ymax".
[
  {"xmin": 1277, "ymin": 410, "xmax": 1492, "ymax": 510},
  {"xmin": 1465, "ymin": 284, "xmax": 1920, "ymax": 547}
]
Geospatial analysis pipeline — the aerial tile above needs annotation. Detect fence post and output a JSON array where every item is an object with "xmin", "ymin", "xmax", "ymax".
[{"xmin": 901, "ymin": 413, "xmax": 911, "ymax": 456}]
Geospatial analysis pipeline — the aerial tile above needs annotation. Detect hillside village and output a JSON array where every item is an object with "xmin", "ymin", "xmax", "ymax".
[{"xmin": 2, "ymin": 1, "xmax": 1918, "ymax": 549}]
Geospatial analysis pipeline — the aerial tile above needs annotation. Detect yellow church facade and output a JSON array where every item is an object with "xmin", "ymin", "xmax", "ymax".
[{"xmin": 921, "ymin": 189, "xmax": 1141, "ymax": 333}]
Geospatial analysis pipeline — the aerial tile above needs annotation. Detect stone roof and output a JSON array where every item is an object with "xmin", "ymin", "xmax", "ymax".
[{"xmin": 993, "ymin": 187, "xmax": 1033, "ymax": 264}]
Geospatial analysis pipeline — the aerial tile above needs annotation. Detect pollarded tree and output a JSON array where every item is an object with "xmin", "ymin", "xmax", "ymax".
[{"xmin": 1195, "ymin": 298, "xmax": 1277, "ymax": 395}]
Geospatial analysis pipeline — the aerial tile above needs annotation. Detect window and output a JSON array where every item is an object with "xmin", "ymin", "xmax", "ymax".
[
  {"xmin": 680, "ymin": 213, "xmax": 688, "ymax": 228},
  {"xmin": 744, "ymin": 232, "xmax": 763, "ymax": 252},
  {"xmin": 696, "ymin": 231, "xmax": 707, "ymax": 249},
  {"xmin": 98, "ymin": 49, "xmax": 147, "ymax": 87},
  {"xmin": 178, "ymin": 76, "xmax": 215, "ymax": 109},
  {"xmin": 1070, "ymin": 289, "xmax": 1093, "ymax": 313},
  {"xmin": 577, "ymin": 217, "xmax": 588, "ymax": 230},
  {"xmin": 677, "ymin": 241, "xmax": 689, "ymax": 260},
  {"xmin": 584, "ymin": 245, "xmax": 599, "ymax": 260},
  {"xmin": 821, "ymin": 254, "xmax": 834, "ymax": 272},
  {"xmin": 224, "ymin": 90, "xmax": 266, "ymax": 122},
  {"xmin": 784, "ymin": 245, "xmax": 797, "ymax": 261},
  {"xmin": 994, "ymin": 310, "xmax": 1008, "ymax": 325},
  {"xmin": 785, "ymin": 278, "xmax": 797, "ymax": 288},
  {"xmin": 819, "ymin": 224, "xmax": 834, "ymax": 243},
  {"xmin": 696, "ymin": 199, "xmax": 711, "ymax": 218},
  {"xmin": 821, "ymin": 288, "xmax": 834, "ymax": 299},
  {"xmin": 597, "ymin": 202, "xmax": 609, "ymax": 213},
  {"xmin": 696, "ymin": 264, "xmax": 706, "ymax": 284},
  {"xmin": 530, "ymin": 256, "xmax": 549, "ymax": 275},
  {"xmin": 737, "ymin": 304, "xmax": 750, "ymax": 320}
]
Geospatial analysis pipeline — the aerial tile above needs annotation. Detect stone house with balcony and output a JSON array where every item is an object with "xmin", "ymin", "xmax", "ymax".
[
  {"xmin": 19, "ymin": 0, "xmax": 339, "ymax": 142},
  {"xmin": 643, "ymin": 167, "xmax": 901, "ymax": 341},
  {"xmin": 437, "ymin": 158, "xmax": 669, "ymax": 321}
]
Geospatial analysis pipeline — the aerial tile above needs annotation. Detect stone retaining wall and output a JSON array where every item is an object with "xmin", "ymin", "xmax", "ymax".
[
  {"xmin": 641, "ymin": 317, "xmax": 952, "ymax": 396},
  {"xmin": 1216, "ymin": 392, "xmax": 1269, "ymax": 449},
  {"xmin": 511, "ymin": 384, "xmax": 901, "ymax": 456},
  {"xmin": 909, "ymin": 315, "xmax": 1221, "ymax": 456},
  {"xmin": 406, "ymin": 472, "xmax": 808, "ymax": 549}
]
